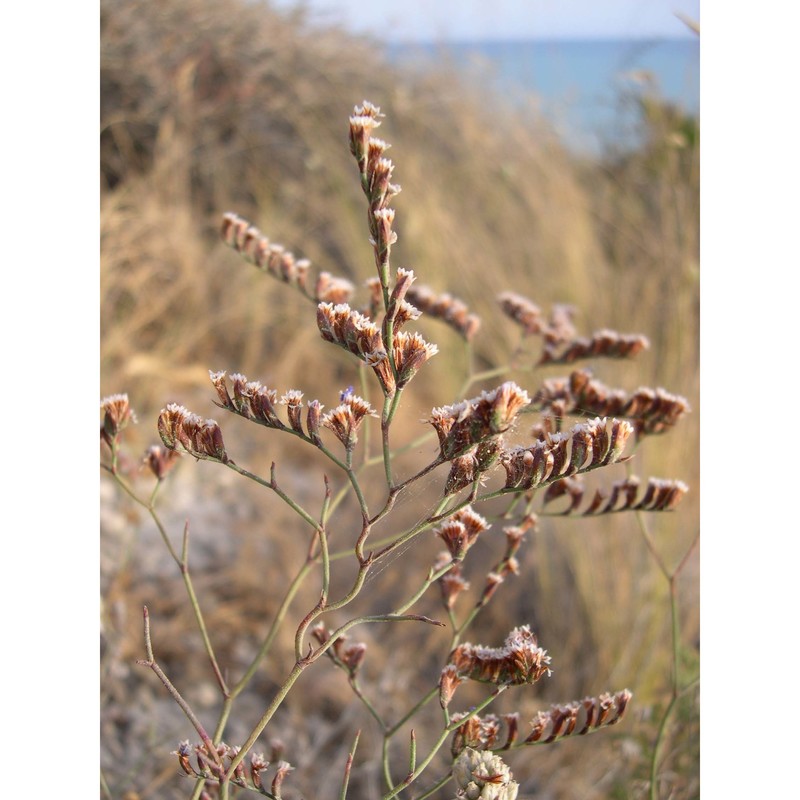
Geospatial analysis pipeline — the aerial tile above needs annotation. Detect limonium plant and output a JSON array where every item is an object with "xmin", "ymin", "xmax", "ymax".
[{"xmin": 101, "ymin": 100, "xmax": 691, "ymax": 800}]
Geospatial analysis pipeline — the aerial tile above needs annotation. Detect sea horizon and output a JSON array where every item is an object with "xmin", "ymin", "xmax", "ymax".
[{"xmin": 388, "ymin": 37, "xmax": 699, "ymax": 154}]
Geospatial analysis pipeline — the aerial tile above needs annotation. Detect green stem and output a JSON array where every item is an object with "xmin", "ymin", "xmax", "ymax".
[
  {"xmin": 381, "ymin": 393, "xmax": 396, "ymax": 488},
  {"xmin": 226, "ymin": 461, "xmax": 321, "ymax": 531},
  {"xmin": 413, "ymin": 772, "xmax": 453, "ymax": 800},
  {"xmin": 340, "ymin": 730, "xmax": 361, "ymax": 800},
  {"xmin": 108, "ymin": 470, "xmax": 229, "ymax": 696},
  {"xmin": 457, "ymin": 365, "xmax": 510, "ymax": 398},
  {"xmin": 227, "ymin": 615, "xmax": 442, "ymax": 782},
  {"xmin": 372, "ymin": 496, "xmax": 460, "ymax": 563},
  {"xmin": 224, "ymin": 661, "xmax": 307, "ymax": 781},
  {"xmin": 385, "ymin": 686, "xmax": 439, "ymax": 738},
  {"xmin": 228, "ymin": 560, "xmax": 315, "ymax": 702},
  {"xmin": 382, "ymin": 736, "xmax": 395, "ymax": 792},
  {"xmin": 349, "ymin": 676, "xmax": 387, "ymax": 731},
  {"xmin": 634, "ymin": 512, "xmax": 700, "ymax": 800},
  {"xmin": 392, "ymin": 560, "xmax": 456, "ymax": 617},
  {"xmin": 137, "ymin": 606, "xmax": 222, "ymax": 766},
  {"xmin": 381, "ymin": 687, "xmax": 507, "ymax": 800},
  {"xmin": 178, "ymin": 522, "xmax": 230, "ymax": 696}
]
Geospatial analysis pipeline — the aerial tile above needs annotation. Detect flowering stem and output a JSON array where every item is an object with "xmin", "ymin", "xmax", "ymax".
[
  {"xmin": 381, "ymin": 395, "xmax": 396, "ymax": 488},
  {"xmin": 319, "ymin": 488, "xmax": 332, "ymax": 602},
  {"xmin": 349, "ymin": 676, "xmax": 386, "ymax": 730},
  {"xmin": 227, "ymin": 615, "xmax": 443, "ymax": 782},
  {"xmin": 224, "ymin": 661, "xmax": 307, "ymax": 782},
  {"xmin": 137, "ymin": 606, "xmax": 222, "ymax": 766},
  {"xmin": 373, "ymin": 496, "xmax": 462, "ymax": 563},
  {"xmin": 108, "ymin": 471, "xmax": 228, "ymax": 696},
  {"xmin": 229, "ymin": 559, "xmax": 315, "ymax": 703},
  {"xmin": 634, "ymin": 511, "xmax": 700, "ymax": 800},
  {"xmin": 226, "ymin": 461, "xmax": 320, "ymax": 530},
  {"xmin": 178, "ymin": 521, "xmax": 230, "ymax": 696}
]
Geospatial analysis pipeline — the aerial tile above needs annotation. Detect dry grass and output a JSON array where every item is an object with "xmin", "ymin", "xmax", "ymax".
[{"xmin": 100, "ymin": 1, "xmax": 699, "ymax": 798}]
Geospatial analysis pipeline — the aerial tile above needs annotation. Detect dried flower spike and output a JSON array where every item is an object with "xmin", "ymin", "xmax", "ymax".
[
  {"xmin": 101, "ymin": 393, "xmax": 136, "ymax": 444},
  {"xmin": 439, "ymin": 664, "xmax": 465, "ymax": 709},
  {"xmin": 534, "ymin": 369, "xmax": 690, "ymax": 437},
  {"xmin": 249, "ymin": 752, "xmax": 269, "ymax": 790},
  {"xmin": 450, "ymin": 715, "xmax": 503, "ymax": 756},
  {"xmin": 280, "ymin": 389, "xmax": 305, "ymax": 434},
  {"xmin": 157, "ymin": 403, "xmax": 229, "ymax": 463},
  {"xmin": 498, "ymin": 292, "xmax": 544, "ymax": 335},
  {"xmin": 436, "ymin": 555, "xmax": 470, "ymax": 610},
  {"xmin": 543, "ymin": 475, "xmax": 688, "ymax": 515},
  {"xmin": 392, "ymin": 330, "xmax": 439, "ymax": 389},
  {"xmin": 500, "ymin": 417, "xmax": 633, "ymax": 491},
  {"xmin": 406, "ymin": 283, "xmax": 482, "ymax": 341},
  {"xmin": 349, "ymin": 101, "xmax": 384, "ymax": 171},
  {"xmin": 210, "ymin": 370, "xmax": 286, "ymax": 430},
  {"xmin": 524, "ymin": 689, "xmax": 632, "ymax": 744},
  {"xmin": 428, "ymin": 382, "xmax": 530, "ymax": 460},
  {"xmin": 321, "ymin": 391, "xmax": 377, "ymax": 450},
  {"xmin": 271, "ymin": 760, "xmax": 294, "ymax": 799},
  {"xmin": 433, "ymin": 507, "xmax": 489, "ymax": 560},
  {"xmin": 540, "ymin": 328, "xmax": 650, "ymax": 365},
  {"xmin": 220, "ymin": 212, "xmax": 310, "ymax": 292},
  {"xmin": 144, "ymin": 445, "xmax": 180, "ymax": 480},
  {"xmin": 449, "ymin": 625, "xmax": 551, "ymax": 686}
]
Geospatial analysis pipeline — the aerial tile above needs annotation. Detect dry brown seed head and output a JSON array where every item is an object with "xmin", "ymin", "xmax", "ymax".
[
  {"xmin": 439, "ymin": 664, "xmax": 464, "ymax": 709},
  {"xmin": 369, "ymin": 159, "xmax": 396, "ymax": 204},
  {"xmin": 144, "ymin": 445, "xmax": 181, "ymax": 480},
  {"xmin": 101, "ymin": 393, "xmax": 136, "ymax": 439},
  {"xmin": 280, "ymin": 390, "xmax": 304, "ymax": 433},
  {"xmin": 436, "ymin": 520, "xmax": 469, "ymax": 560},
  {"xmin": 406, "ymin": 283, "xmax": 483, "ymax": 341},
  {"xmin": 157, "ymin": 404, "xmax": 229, "ymax": 462},
  {"xmin": 306, "ymin": 399, "xmax": 323, "ymax": 444},
  {"xmin": 341, "ymin": 643, "xmax": 367, "ymax": 676},
  {"xmin": 271, "ymin": 761, "xmax": 294, "ymax": 798},
  {"xmin": 449, "ymin": 625, "xmax": 551, "ymax": 686},
  {"xmin": 444, "ymin": 452, "xmax": 479, "ymax": 496},
  {"xmin": 451, "ymin": 507, "xmax": 490, "ymax": 541},
  {"xmin": 498, "ymin": 291, "xmax": 543, "ymax": 335},
  {"xmin": 393, "ymin": 330, "xmax": 439, "ymax": 388},
  {"xmin": 321, "ymin": 405, "xmax": 357, "ymax": 449},
  {"xmin": 390, "ymin": 266, "xmax": 416, "ymax": 303},
  {"xmin": 209, "ymin": 370, "xmax": 232, "ymax": 409},
  {"xmin": 354, "ymin": 100, "xmax": 383, "ymax": 120},
  {"xmin": 492, "ymin": 382, "xmax": 531, "ymax": 428},
  {"xmin": 249, "ymin": 752, "xmax": 269, "ymax": 789},
  {"xmin": 392, "ymin": 299, "xmax": 422, "ymax": 329},
  {"xmin": 438, "ymin": 560, "xmax": 470, "ymax": 609},
  {"xmin": 432, "ymin": 382, "xmax": 529, "ymax": 460},
  {"xmin": 371, "ymin": 206, "xmax": 398, "ymax": 258},
  {"xmin": 349, "ymin": 114, "xmax": 378, "ymax": 165},
  {"xmin": 173, "ymin": 740, "xmax": 194, "ymax": 776}
]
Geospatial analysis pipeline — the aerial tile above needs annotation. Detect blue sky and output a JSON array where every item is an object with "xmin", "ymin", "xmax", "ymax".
[{"xmin": 270, "ymin": 0, "xmax": 700, "ymax": 41}]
